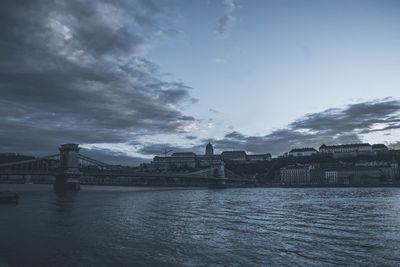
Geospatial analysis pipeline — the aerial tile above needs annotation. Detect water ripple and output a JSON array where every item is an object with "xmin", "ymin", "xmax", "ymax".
[{"xmin": 1, "ymin": 185, "xmax": 400, "ymax": 266}]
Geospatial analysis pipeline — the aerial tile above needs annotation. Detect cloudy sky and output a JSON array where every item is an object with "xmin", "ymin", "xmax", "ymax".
[{"xmin": 1, "ymin": 0, "xmax": 400, "ymax": 165}]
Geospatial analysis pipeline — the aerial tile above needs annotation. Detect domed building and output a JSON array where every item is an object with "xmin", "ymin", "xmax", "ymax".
[
  {"xmin": 205, "ymin": 142, "xmax": 214, "ymax": 156},
  {"xmin": 151, "ymin": 141, "xmax": 271, "ymax": 170}
]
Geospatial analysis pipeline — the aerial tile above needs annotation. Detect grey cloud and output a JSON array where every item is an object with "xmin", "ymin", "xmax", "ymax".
[
  {"xmin": 143, "ymin": 99, "xmax": 400, "ymax": 157},
  {"xmin": 210, "ymin": 99, "xmax": 400, "ymax": 155},
  {"xmin": 138, "ymin": 139, "xmax": 214, "ymax": 156},
  {"xmin": 217, "ymin": 15, "xmax": 235, "ymax": 37},
  {"xmin": 138, "ymin": 144, "xmax": 191, "ymax": 156},
  {"xmin": 290, "ymin": 100, "xmax": 400, "ymax": 134},
  {"xmin": 209, "ymin": 108, "xmax": 220, "ymax": 114},
  {"xmin": 130, "ymin": 99, "xmax": 400, "ymax": 160},
  {"xmin": 0, "ymin": 0, "xmax": 196, "ymax": 160},
  {"xmin": 210, "ymin": 130, "xmax": 361, "ymax": 156},
  {"xmin": 216, "ymin": 0, "xmax": 236, "ymax": 38}
]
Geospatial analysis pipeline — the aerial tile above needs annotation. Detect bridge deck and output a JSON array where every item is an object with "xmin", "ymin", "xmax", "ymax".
[
  {"xmin": 0, "ymin": 169, "xmax": 254, "ymax": 182},
  {"xmin": 0, "ymin": 149, "xmax": 255, "ymax": 184}
]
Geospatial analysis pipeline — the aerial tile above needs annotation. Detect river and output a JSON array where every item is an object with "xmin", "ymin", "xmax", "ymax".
[{"xmin": 1, "ymin": 184, "xmax": 400, "ymax": 266}]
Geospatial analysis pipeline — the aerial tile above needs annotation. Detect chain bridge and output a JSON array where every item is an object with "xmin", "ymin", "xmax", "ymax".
[{"xmin": 0, "ymin": 144, "xmax": 255, "ymax": 191}]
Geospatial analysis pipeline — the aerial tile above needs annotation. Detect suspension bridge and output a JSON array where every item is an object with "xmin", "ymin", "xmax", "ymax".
[{"xmin": 0, "ymin": 144, "xmax": 255, "ymax": 191}]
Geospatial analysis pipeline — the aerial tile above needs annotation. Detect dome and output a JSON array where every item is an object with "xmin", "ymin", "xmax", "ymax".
[{"xmin": 205, "ymin": 142, "xmax": 214, "ymax": 155}]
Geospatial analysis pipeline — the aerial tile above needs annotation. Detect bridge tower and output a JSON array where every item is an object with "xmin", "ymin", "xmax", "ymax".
[
  {"xmin": 54, "ymin": 143, "xmax": 81, "ymax": 192},
  {"xmin": 208, "ymin": 162, "xmax": 227, "ymax": 189},
  {"xmin": 59, "ymin": 143, "xmax": 80, "ymax": 172}
]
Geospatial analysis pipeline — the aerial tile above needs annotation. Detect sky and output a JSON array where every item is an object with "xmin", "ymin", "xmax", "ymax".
[{"xmin": 1, "ymin": 0, "xmax": 400, "ymax": 165}]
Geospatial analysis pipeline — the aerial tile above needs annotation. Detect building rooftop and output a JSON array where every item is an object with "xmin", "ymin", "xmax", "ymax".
[
  {"xmin": 372, "ymin": 144, "xmax": 388, "ymax": 149},
  {"xmin": 319, "ymin": 143, "xmax": 371, "ymax": 149},
  {"xmin": 171, "ymin": 152, "xmax": 196, "ymax": 157},
  {"xmin": 221, "ymin": 151, "xmax": 247, "ymax": 156},
  {"xmin": 289, "ymin": 148, "xmax": 317, "ymax": 153}
]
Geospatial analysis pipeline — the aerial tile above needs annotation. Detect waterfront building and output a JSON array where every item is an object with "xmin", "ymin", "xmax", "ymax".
[
  {"xmin": 379, "ymin": 161, "xmax": 399, "ymax": 181},
  {"xmin": 309, "ymin": 169, "xmax": 324, "ymax": 184},
  {"xmin": 288, "ymin": 148, "xmax": 318, "ymax": 157},
  {"xmin": 280, "ymin": 165, "xmax": 313, "ymax": 185},
  {"xmin": 325, "ymin": 171, "xmax": 338, "ymax": 184},
  {"xmin": 309, "ymin": 161, "xmax": 399, "ymax": 185}
]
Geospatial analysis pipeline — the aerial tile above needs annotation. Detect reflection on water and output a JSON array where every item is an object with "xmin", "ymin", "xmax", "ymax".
[
  {"xmin": 54, "ymin": 192, "xmax": 77, "ymax": 213},
  {"xmin": 1, "ymin": 184, "xmax": 400, "ymax": 266}
]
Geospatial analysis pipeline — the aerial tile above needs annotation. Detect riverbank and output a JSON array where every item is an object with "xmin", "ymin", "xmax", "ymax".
[{"xmin": 2, "ymin": 180, "xmax": 400, "ymax": 188}]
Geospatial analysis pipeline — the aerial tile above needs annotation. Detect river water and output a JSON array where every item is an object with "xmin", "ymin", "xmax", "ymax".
[{"xmin": 1, "ymin": 185, "xmax": 400, "ymax": 266}]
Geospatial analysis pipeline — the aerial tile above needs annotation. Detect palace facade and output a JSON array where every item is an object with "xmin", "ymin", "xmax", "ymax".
[{"xmin": 151, "ymin": 142, "xmax": 271, "ymax": 170}]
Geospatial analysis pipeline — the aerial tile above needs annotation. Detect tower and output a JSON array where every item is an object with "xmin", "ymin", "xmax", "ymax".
[
  {"xmin": 55, "ymin": 143, "xmax": 81, "ymax": 192},
  {"xmin": 59, "ymin": 143, "xmax": 80, "ymax": 173},
  {"xmin": 205, "ymin": 142, "xmax": 214, "ymax": 156}
]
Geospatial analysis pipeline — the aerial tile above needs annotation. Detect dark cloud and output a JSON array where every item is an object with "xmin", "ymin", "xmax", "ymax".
[
  {"xmin": 290, "ymin": 99, "xmax": 400, "ymax": 134},
  {"xmin": 138, "ymin": 144, "xmax": 194, "ymax": 156},
  {"xmin": 185, "ymin": 135, "xmax": 198, "ymax": 140},
  {"xmin": 0, "ymin": 0, "xmax": 196, "ymax": 160},
  {"xmin": 209, "ymin": 130, "xmax": 361, "ymax": 156},
  {"xmin": 216, "ymin": 0, "xmax": 236, "ymax": 38},
  {"xmin": 162, "ymin": 99, "xmax": 400, "ymax": 155},
  {"xmin": 207, "ymin": 99, "xmax": 400, "ymax": 155},
  {"xmin": 136, "ymin": 99, "xmax": 400, "ymax": 159},
  {"xmin": 139, "ymin": 99, "xmax": 398, "ymax": 157}
]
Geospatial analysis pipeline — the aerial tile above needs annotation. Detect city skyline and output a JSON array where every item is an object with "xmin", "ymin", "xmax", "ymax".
[{"xmin": 1, "ymin": 0, "xmax": 400, "ymax": 165}]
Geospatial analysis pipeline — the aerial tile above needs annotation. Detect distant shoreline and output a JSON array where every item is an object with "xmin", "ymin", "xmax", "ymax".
[{"xmin": 2, "ymin": 181, "xmax": 400, "ymax": 189}]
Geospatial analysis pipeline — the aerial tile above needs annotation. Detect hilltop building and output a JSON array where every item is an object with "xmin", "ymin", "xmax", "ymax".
[
  {"xmin": 319, "ymin": 143, "xmax": 372, "ymax": 153},
  {"xmin": 288, "ymin": 148, "xmax": 318, "ymax": 157},
  {"xmin": 205, "ymin": 142, "xmax": 214, "ymax": 155},
  {"xmin": 152, "ymin": 152, "xmax": 200, "ymax": 170},
  {"xmin": 317, "ymin": 143, "xmax": 391, "ymax": 158},
  {"xmin": 372, "ymin": 144, "xmax": 389, "ymax": 152},
  {"xmin": 151, "ymin": 143, "xmax": 271, "ymax": 171},
  {"xmin": 284, "ymin": 143, "xmax": 390, "ymax": 158},
  {"xmin": 221, "ymin": 151, "xmax": 247, "ymax": 161}
]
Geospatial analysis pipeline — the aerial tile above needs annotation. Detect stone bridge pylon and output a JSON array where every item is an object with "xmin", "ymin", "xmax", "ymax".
[
  {"xmin": 208, "ymin": 162, "xmax": 227, "ymax": 188},
  {"xmin": 54, "ymin": 144, "xmax": 81, "ymax": 192},
  {"xmin": 59, "ymin": 143, "xmax": 80, "ymax": 173}
]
